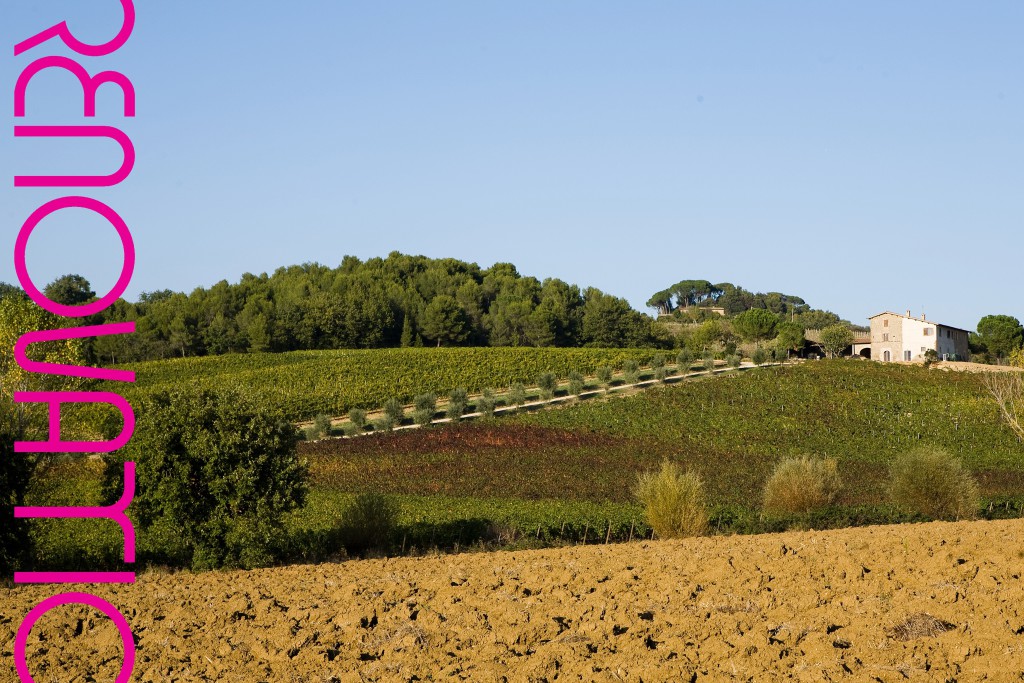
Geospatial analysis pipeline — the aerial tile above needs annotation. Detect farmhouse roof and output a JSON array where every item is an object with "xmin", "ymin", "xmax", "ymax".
[{"xmin": 867, "ymin": 311, "xmax": 972, "ymax": 333}]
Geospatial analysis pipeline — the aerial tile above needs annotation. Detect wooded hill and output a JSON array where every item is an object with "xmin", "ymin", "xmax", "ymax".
[{"xmin": 11, "ymin": 253, "xmax": 669, "ymax": 363}]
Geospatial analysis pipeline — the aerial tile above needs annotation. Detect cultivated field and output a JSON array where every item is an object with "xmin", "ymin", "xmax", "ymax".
[
  {"xmin": 4, "ymin": 518, "xmax": 1023, "ymax": 681},
  {"xmin": 118, "ymin": 347, "xmax": 659, "ymax": 422}
]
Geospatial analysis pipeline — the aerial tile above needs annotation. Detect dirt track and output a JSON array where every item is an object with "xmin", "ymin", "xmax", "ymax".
[{"xmin": 3, "ymin": 518, "xmax": 1024, "ymax": 682}]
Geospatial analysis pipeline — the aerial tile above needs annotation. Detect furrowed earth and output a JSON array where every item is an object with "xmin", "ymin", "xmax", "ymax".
[{"xmin": 4, "ymin": 518, "xmax": 1024, "ymax": 682}]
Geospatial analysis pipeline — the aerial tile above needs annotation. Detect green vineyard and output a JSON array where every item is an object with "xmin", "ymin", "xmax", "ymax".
[{"xmin": 116, "ymin": 347, "xmax": 659, "ymax": 421}]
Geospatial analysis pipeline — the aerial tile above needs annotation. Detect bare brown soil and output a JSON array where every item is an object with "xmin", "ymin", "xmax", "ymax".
[{"xmin": 4, "ymin": 519, "xmax": 1024, "ymax": 681}]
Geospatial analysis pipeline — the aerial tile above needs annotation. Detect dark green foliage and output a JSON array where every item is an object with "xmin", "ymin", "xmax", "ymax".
[
  {"xmin": 337, "ymin": 492, "xmax": 399, "ymax": 555},
  {"xmin": 447, "ymin": 388, "xmax": 469, "ymax": 420},
  {"xmin": 650, "ymin": 354, "xmax": 667, "ymax": 370},
  {"xmin": 567, "ymin": 371, "xmax": 585, "ymax": 395},
  {"xmin": 0, "ymin": 419, "xmax": 31, "ymax": 575},
  {"xmin": 596, "ymin": 366, "xmax": 613, "ymax": 389},
  {"xmin": 752, "ymin": 346, "xmax": 769, "ymax": 366},
  {"xmin": 43, "ymin": 273, "xmax": 95, "ymax": 307},
  {"xmin": 421, "ymin": 295, "xmax": 471, "ymax": 347},
  {"xmin": 676, "ymin": 348, "xmax": 692, "ymax": 369},
  {"xmin": 654, "ymin": 366, "xmax": 668, "ymax": 383},
  {"xmin": 102, "ymin": 390, "xmax": 307, "ymax": 570},
  {"xmin": 726, "ymin": 354, "xmax": 742, "ymax": 368},
  {"xmin": 820, "ymin": 324, "xmax": 854, "ymax": 358},
  {"xmin": 85, "ymin": 253, "xmax": 663, "ymax": 360},
  {"xmin": 732, "ymin": 308, "xmax": 779, "ymax": 341},
  {"xmin": 975, "ymin": 315, "xmax": 1024, "ymax": 362},
  {"xmin": 774, "ymin": 321, "xmax": 805, "ymax": 355}
]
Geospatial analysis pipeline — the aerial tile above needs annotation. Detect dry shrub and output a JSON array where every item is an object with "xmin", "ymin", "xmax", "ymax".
[
  {"xmin": 888, "ymin": 447, "xmax": 979, "ymax": 521},
  {"xmin": 634, "ymin": 460, "xmax": 707, "ymax": 539},
  {"xmin": 763, "ymin": 456, "xmax": 841, "ymax": 516},
  {"xmin": 887, "ymin": 612, "xmax": 955, "ymax": 641}
]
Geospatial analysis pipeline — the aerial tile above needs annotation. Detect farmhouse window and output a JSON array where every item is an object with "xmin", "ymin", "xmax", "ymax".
[{"xmin": 904, "ymin": 350, "xmax": 912, "ymax": 361}]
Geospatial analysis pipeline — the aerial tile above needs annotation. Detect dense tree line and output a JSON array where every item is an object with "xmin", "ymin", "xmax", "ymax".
[
  {"xmin": 2, "ymin": 253, "xmax": 669, "ymax": 363},
  {"xmin": 646, "ymin": 279, "xmax": 846, "ymax": 329}
]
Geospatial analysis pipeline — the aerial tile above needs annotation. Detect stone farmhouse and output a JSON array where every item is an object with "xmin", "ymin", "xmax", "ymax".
[{"xmin": 867, "ymin": 311, "xmax": 970, "ymax": 362}]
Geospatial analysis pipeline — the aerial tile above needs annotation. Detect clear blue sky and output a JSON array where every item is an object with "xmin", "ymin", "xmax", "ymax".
[{"xmin": 3, "ymin": 2, "xmax": 1021, "ymax": 331}]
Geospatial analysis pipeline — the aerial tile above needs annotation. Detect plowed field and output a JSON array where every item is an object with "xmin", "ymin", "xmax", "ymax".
[{"xmin": 4, "ymin": 519, "xmax": 1024, "ymax": 682}]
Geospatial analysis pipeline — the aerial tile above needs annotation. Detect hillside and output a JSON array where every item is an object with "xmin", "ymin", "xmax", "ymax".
[
  {"xmin": 305, "ymin": 360, "xmax": 1024, "ymax": 514},
  {"xmin": 5, "ymin": 518, "xmax": 1023, "ymax": 681}
]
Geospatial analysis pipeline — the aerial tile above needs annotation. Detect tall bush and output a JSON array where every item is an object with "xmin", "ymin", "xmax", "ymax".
[
  {"xmin": 888, "ymin": 447, "xmax": 978, "ymax": 520},
  {"xmin": 383, "ymin": 397, "xmax": 405, "ymax": 425},
  {"xmin": 102, "ymin": 390, "xmax": 308, "ymax": 570},
  {"xmin": 634, "ymin": 460, "xmax": 707, "ymax": 539},
  {"xmin": 537, "ymin": 372, "xmax": 558, "ymax": 400},
  {"xmin": 338, "ymin": 492, "xmax": 399, "ymax": 555},
  {"xmin": 476, "ymin": 388, "xmax": 497, "ymax": 418},
  {"xmin": 623, "ymin": 359, "xmax": 640, "ymax": 385},
  {"xmin": 413, "ymin": 392, "xmax": 437, "ymax": 426},
  {"xmin": 763, "ymin": 456, "xmax": 841, "ymax": 516},
  {"xmin": 447, "ymin": 387, "xmax": 468, "ymax": 420}
]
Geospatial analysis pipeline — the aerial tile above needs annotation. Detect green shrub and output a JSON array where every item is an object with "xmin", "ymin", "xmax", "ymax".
[
  {"xmin": 623, "ymin": 359, "xmax": 640, "ymax": 385},
  {"xmin": 313, "ymin": 413, "xmax": 333, "ymax": 438},
  {"xmin": 726, "ymin": 354, "xmax": 742, "ymax": 369},
  {"xmin": 413, "ymin": 393, "xmax": 437, "ymax": 426},
  {"xmin": 103, "ymin": 390, "xmax": 307, "ymax": 570},
  {"xmin": 338, "ymin": 492, "xmax": 399, "ymax": 555},
  {"xmin": 596, "ymin": 366, "xmax": 613, "ymax": 389},
  {"xmin": 348, "ymin": 408, "xmax": 367, "ymax": 430},
  {"xmin": 703, "ymin": 354, "xmax": 716, "ymax": 372},
  {"xmin": 752, "ymin": 346, "xmax": 768, "ymax": 366},
  {"xmin": 447, "ymin": 387, "xmax": 468, "ymax": 420},
  {"xmin": 763, "ymin": 456, "xmax": 842, "ymax": 516},
  {"xmin": 537, "ymin": 372, "xmax": 558, "ymax": 400},
  {"xmin": 303, "ymin": 425, "xmax": 319, "ymax": 441},
  {"xmin": 568, "ymin": 371, "xmax": 585, "ymax": 395},
  {"xmin": 676, "ymin": 348, "xmax": 692, "ymax": 370},
  {"xmin": 654, "ymin": 366, "xmax": 668, "ymax": 383},
  {"xmin": 888, "ymin": 447, "xmax": 979, "ymax": 521},
  {"xmin": 384, "ymin": 397, "xmax": 405, "ymax": 425},
  {"xmin": 375, "ymin": 415, "xmax": 395, "ymax": 433},
  {"xmin": 634, "ymin": 460, "xmax": 707, "ymax": 539},
  {"xmin": 651, "ymin": 354, "xmax": 667, "ymax": 370},
  {"xmin": 476, "ymin": 388, "xmax": 497, "ymax": 418},
  {"xmin": 509, "ymin": 382, "xmax": 527, "ymax": 407}
]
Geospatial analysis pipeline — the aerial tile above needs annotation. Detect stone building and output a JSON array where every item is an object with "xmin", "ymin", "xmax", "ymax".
[{"xmin": 868, "ymin": 311, "xmax": 970, "ymax": 362}]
